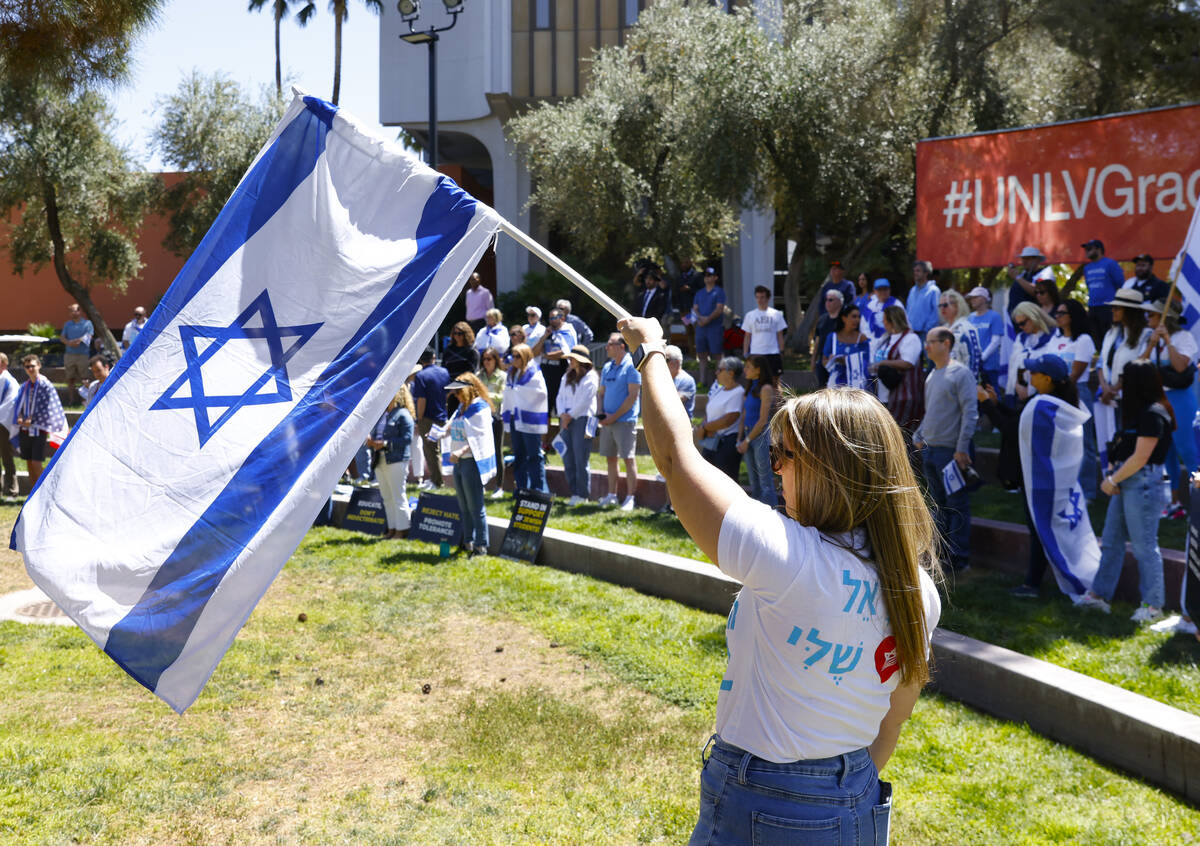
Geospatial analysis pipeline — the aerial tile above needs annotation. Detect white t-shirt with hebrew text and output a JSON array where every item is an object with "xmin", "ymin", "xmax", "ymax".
[{"xmin": 714, "ymin": 497, "xmax": 941, "ymax": 763}]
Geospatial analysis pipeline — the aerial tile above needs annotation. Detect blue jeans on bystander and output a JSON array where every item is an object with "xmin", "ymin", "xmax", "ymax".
[
  {"xmin": 922, "ymin": 444, "xmax": 971, "ymax": 570},
  {"xmin": 1091, "ymin": 463, "xmax": 1166, "ymax": 607},
  {"xmin": 510, "ymin": 428, "xmax": 547, "ymax": 493},
  {"xmin": 688, "ymin": 736, "xmax": 891, "ymax": 846},
  {"xmin": 744, "ymin": 430, "xmax": 777, "ymax": 507},
  {"xmin": 562, "ymin": 417, "xmax": 592, "ymax": 499},
  {"xmin": 453, "ymin": 457, "xmax": 488, "ymax": 549}
]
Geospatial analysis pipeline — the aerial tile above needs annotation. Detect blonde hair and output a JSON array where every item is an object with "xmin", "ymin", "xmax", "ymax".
[
  {"xmin": 939, "ymin": 290, "xmax": 969, "ymax": 325},
  {"xmin": 486, "ymin": 307, "xmax": 503, "ymax": 323},
  {"xmin": 453, "ymin": 371, "xmax": 494, "ymax": 413},
  {"xmin": 1012, "ymin": 301, "xmax": 1053, "ymax": 335},
  {"xmin": 883, "ymin": 304, "xmax": 909, "ymax": 333},
  {"xmin": 390, "ymin": 384, "xmax": 416, "ymax": 416},
  {"xmin": 508, "ymin": 343, "xmax": 533, "ymax": 374},
  {"xmin": 769, "ymin": 388, "xmax": 942, "ymax": 685}
]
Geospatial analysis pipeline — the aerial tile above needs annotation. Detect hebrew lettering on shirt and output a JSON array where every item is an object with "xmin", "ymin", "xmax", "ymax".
[{"xmin": 842, "ymin": 569, "xmax": 880, "ymax": 619}]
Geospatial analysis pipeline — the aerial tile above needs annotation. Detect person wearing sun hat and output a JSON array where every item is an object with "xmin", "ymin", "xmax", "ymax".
[
  {"xmin": 556, "ymin": 344, "xmax": 599, "ymax": 506},
  {"xmin": 1096, "ymin": 288, "xmax": 1153, "ymax": 470},
  {"xmin": 1004, "ymin": 245, "xmax": 1045, "ymax": 316}
]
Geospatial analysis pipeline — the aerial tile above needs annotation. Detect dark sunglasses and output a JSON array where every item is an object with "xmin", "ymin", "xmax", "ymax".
[
  {"xmin": 1053, "ymin": 309, "xmax": 1068, "ymax": 317},
  {"xmin": 1015, "ymin": 319, "xmax": 1030, "ymax": 329},
  {"xmin": 937, "ymin": 302, "xmax": 952, "ymax": 309},
  {"xmin": 770, "ymin": 443, "xmax": 796, "ymax": 472}
]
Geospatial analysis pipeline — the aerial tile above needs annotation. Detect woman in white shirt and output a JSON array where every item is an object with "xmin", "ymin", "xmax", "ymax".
[
  {"xmin": 1052, "ymin": 299, "xmax": 1099, "ymax": 501},
  {"xmin": 556, "ymin": 345, "xmax": 599, "ymax": 506},
  {"xmin": 938, "ymin": 289, "xmax": 982, "ymax": 378},
  {"xmin": 1141, "ymin": 299, "xmax": 1198, "ymax": 516},
  {"xmin": 1006, "ymin": 302, "xmax": 1055, "ymax": 400},
  {"xmin": 474, "ymin": 308, "xmax": 509, "ymax": 355},
  {"xmin": 696, "ymin": 356, "xmax": 745, "ymax": 481},
  {"xmin": 502, "ymin": 343, "xmax": 549, "ymax": 493},
  {"xmin": 617, "ymin": 316, "xmax": 941, "ymax": 846},
  {"xmin": 1097, "ymin": 290, "xmax": 1152, "ymax": 465}
]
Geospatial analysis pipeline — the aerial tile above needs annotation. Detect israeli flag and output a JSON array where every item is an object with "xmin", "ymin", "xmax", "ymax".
[
  {"xmin": 1018, "ymin": 395, "xmax": 1099, "ymax": 600},
  {"xmin": 10, "ymin": 91, "xmax": 501, "ymax": 712},
  {"xmin": 1169, "ymin": 196, "xmax": 1200, "ymax": 350}
]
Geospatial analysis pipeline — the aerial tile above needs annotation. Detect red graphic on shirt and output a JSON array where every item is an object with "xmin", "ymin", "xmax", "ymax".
[{"xmin": 875, "ymin": 636, "xmax": 899, "ymax": 684}]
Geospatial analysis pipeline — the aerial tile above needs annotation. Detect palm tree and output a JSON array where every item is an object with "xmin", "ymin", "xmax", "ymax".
[
  {"xmin": 328, "ymin": 0, "xmax": 382, "ymax": 105},
  {"xmin": 248, "ymin": 0, "xmax": 314, "ymax": 96}
]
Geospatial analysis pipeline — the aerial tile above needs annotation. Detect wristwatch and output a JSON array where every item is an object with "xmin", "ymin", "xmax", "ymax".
[{"xmin": 633, "ymin": 340, "xmax": 668, "ymax": 372}]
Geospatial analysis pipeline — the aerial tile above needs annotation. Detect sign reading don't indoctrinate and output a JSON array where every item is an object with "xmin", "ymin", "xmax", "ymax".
[
  {"xmin": 342, "ymin": 487, "xmax": 388, "ymax": 536},
  {"xmin": 499, "ymin": 488, "xmax": 554, "ymax": 563},
  {"xmin": 409, "ymin": 493, "xmax": 463, "ymax": 547}
]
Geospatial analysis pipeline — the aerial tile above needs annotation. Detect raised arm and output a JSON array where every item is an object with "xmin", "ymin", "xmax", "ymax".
[{"xmin": 619, "ymin": 317, "xmax": 745, "ymax": 563}]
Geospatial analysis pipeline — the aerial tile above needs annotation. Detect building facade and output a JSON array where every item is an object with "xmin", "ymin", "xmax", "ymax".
[{"xmin": 379, "ymin": 0, "xmax": 777, "ymax": 315}]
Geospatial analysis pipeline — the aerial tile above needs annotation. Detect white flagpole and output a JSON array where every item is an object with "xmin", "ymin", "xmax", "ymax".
[{"xmin": 497, "ymin": 218, "xmax": 632, "ymax": 322}]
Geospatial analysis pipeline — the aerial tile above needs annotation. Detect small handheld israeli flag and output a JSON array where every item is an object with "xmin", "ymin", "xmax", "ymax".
[
  {"xmin": 585, "ymin": 415, "xmax": 598, "ymax": 438},
  {"xmin": 941, "ymin": 459, "xmax": 966, "ymax": 496},
  {"xmin": 11, "ymin": 90, "xmax": 501, "ymax": 712},
  {"xmin": 551, "ymin": 432, "xmax": 568, "ymax": 457}
]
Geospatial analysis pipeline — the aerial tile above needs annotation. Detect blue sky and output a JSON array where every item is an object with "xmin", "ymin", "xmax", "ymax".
[{"xmin": 110, "ymin": 0, "xmax": 389, "ymax": 169}]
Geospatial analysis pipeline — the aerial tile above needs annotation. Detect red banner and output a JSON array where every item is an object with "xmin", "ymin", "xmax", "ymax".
[{"xmin": 916, "ymin": 104, "xmax": 1200, "ymax": 268}]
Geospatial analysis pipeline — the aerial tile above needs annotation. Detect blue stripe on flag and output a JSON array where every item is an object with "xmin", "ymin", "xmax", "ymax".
[
  {"xmin": 520, "ymin": 410, "xmax": 549, "ymax": 425},
  {"xmin": 475, "ymin": 454, "xmax": 497, "ymax": 476},
  {"xmin": 10, "ymin": 99, "xmax": 334, "ymax": 545},
  {"xmin": 101, "ymin": 175, "xmax": 480, "ymax": 694},
  {"xmin": 1029, "ymin": 401, "xmax": 1087, "ymax": 595}
]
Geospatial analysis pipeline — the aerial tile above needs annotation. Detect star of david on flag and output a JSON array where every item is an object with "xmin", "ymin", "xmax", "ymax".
[
  {"xmin": 151, "ymin": 290, "xmax": 322, "ymax": 446},
  {"xmin": 12, "ymin": 90, "xmax": 502, "ymax": 712}
]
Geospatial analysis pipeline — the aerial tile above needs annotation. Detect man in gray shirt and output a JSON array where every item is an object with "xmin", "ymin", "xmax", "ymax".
[{"xmin": 914, "ymin": 326, "xmax": 978, "ymax": 572}]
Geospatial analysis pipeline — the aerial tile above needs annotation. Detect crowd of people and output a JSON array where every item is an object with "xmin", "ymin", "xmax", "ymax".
[
  {"xmin": 810, "ymin": 239, "xmax": 1196, "ymax": 630},
  {"xmin": 6, "ymin": 244, "xmax": 1196, "ymax": 629}
]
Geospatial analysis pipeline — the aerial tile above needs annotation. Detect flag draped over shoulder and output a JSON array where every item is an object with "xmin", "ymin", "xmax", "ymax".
[
  {"xmin": 1019, "ymin": 395, "xmax": 1099, "ymax": 600},
  {"xmin": 11, "ymin": 91, "xmax": 501, "ymax": 712}
]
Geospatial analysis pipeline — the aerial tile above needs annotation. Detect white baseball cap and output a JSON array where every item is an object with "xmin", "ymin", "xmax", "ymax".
[{"xmin": 1018, "ymin": 246, "xmax": 1044, "ymax": 259}]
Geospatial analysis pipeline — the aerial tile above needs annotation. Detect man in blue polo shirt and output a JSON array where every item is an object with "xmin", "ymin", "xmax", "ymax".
[
  {"xmin": 410, "ymin": 347, "xmax": 449, "ymax": 490},
  {"xmin": 1064, "ymin": 238, "xmax": 1124, "ymax": 336},
  {"xmin": 596, "ymin": 333, "xmax": 641, "ymax": 511},
  {"xmin": 59, "ymin": 303, "xmax": 94, "ymax": 401}
]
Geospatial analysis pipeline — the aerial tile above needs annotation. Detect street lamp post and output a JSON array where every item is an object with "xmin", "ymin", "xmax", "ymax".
[{"xmin": 397, "ymin": 0, "xmax": 466, "ymax": 171}]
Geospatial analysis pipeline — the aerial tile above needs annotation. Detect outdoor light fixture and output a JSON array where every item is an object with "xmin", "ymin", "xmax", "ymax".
[{"xmin": 396, "ymin": 0, "xmax": 467, "ymax": 170}]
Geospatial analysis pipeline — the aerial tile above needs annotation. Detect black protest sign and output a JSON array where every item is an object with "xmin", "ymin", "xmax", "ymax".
[
  {"xmin": 409, "ymin": 492, "xmax": 463, "ymax": 547},
  {"xmin": 1186, "ymin": 487, "xmax": 1200, "ymax": 623},
  {"xmin": 342, "ymin": 487, "xmax": 388, "ymax": 536},
  {"xmin": 499, "ymin": 488, "xmax": 554, "ymax": 563}
]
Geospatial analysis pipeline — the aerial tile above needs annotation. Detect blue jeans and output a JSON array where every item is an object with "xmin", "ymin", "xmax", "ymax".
[
  {"xmin": 744, "ymin": 430, "xmax": 777, "ymax": 506},
  {"xmin": 922, "ymin": 445, "xmax": 971, "ymax": 569},
  {"xmin": 1077, "ymin": 388, "xmax": 1099, "ymax": 501},
  {"xmin": 688, "ymin": 736, "xmax": 891, "ymax": 846},
  {"xmin": 562, "ymin": 417, "xmax": 592, "ymax": 499},
  {"xmin": 510, "ymin": 429, "xmax": 547, "ymax": 493},
  {"xmin": 453, "ymin": 457, "xmax": 488, "ymax": 549},
  {"xmin": 1092, "ymin": 464, "xmax": 1166, "ymax": 607}
]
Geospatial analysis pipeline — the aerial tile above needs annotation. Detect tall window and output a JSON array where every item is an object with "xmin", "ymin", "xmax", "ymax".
[
  {"xmin": 623, "ymin": 0, "xmax": 640, "ymax": 27},
  {"xmin": 534, "ymin": 0, "xmax": 550, "ymax": 29}
]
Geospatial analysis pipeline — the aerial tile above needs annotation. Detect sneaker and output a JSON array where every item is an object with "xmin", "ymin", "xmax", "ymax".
[
  {"xmin": 1165, "ymin": 503, "xmax": 1187, "ymax": 520},
  {"xmin": 417, "ymin": 479, "xmax": 435, "ymax": 491},
  {"xmin": 1076, "ymin": 592, "xmax": 1111, "ymax": 613},
  {"xmin": 656, "ymin": 502, "xmax": 675, "ymax": 515},
  {"xmin": 566, "ymin": 495, "xmax": 584, "ymax": 507},
  {"xmin": 598, "ymin": 493, "xmax": 618, "ymax": 507},
  {"xmin": 620, "ymin": 496, "xmax": 636, "ymax": 512},
  {"xmin": 1130, "ymin": 604, "xmax": 1164, "ymax": 623},
  {"xmin": 490, "ymin": 489, "xmax": 505, "ymax": 499},
  {"xmin": 1010, "ymin": 584, "xmax": 1039, "ymax": 598}
]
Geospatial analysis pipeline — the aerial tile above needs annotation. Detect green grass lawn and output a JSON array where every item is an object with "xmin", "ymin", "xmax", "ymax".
[
  {"xmin": 477, "ymin": 492, "xmax": 1200, "ymax": 718},
  {"xmin": 0, "ymin": 503, "xmax": 1196, "ymax": 842}
]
